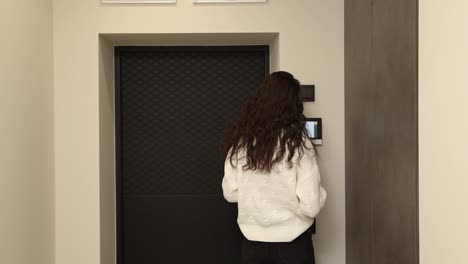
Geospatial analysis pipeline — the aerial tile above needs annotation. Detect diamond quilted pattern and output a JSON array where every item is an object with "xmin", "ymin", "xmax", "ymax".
[{"xmin": 120, "ymin": 48, "xmax": 268, "ymax": 195}]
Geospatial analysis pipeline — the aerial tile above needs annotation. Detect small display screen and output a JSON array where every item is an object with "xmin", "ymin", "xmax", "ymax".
[
  {"xmin": 305, "ymin": 118, "xmax": 322, "ymax": 141},
  {"xmin": 306, "ymin": 120, "xmax": 319, "ymax": 139}
]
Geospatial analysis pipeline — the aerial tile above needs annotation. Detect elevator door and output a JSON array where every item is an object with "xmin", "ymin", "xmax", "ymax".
[{"xmin": 115, "ymin": 46, "xmax": 269, "ymax": 264}]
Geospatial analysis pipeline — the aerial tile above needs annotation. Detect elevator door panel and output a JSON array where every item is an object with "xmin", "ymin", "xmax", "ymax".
[{"xmin": 116, "ymin": 46, "xmax": 269, "ymax": 264}]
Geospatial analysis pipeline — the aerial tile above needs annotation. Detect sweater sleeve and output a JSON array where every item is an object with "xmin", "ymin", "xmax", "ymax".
[
  {"xmin": 295, "ymin": 144, "xmax": 327, "ymax": 218},
  {"xmin": 221, "ymin": 150, "xmax": 238, "ymax": 203}
]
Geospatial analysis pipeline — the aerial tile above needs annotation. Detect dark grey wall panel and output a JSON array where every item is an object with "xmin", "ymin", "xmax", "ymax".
[
  {"xmin": 345, "ymin": 0, "xmax": 374, "ymax": 263},
  {"xmin": 345, "ymin": 0, "xmax": 419, "ymax": 263},
  {"xmin": 370, "ymin": 0, "xmax": 419, "ymax": 263}
]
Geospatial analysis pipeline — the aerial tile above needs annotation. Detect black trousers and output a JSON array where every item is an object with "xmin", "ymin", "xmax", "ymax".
[{"xmin": 240, "ymin": 227, "xmax": 315, "ymax": 264}]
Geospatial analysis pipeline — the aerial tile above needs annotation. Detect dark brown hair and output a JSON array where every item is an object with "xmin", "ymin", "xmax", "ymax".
[{"xmin": 220, "ymin": 71, "xmax": 316, "ymax": 173}]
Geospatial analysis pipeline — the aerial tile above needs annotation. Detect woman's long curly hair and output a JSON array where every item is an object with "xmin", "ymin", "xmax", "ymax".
[{"xmin": 220, "ymin": 71, "xmax": 316, "ymax": 173}]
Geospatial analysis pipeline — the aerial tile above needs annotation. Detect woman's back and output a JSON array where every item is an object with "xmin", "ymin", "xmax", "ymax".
[
  {"xmin": 220, "ymin": 71, "xmax": 327, "ymax": 263},
  {"xmin": 222, "ymin": 136, "xmax": 326, "ymax": 242}
]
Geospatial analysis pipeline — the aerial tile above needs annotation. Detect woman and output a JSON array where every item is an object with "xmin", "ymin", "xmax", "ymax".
[{"xmin": 220, "ymin": 71, "xmax": 327, "ymax": 264}]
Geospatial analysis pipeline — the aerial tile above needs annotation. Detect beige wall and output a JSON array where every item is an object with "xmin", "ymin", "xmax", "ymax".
[
  {"xmin": 53, "ymin": 1, "xmax": 344, "ymax": 263},
  {"xmin": 419, "ymin": 1, "xmax": 468, "ymax": 264},
  {"xmin": 0, "ymin": 1, "xmax": 54, "ymax": 264},
  {"xmin": 5, "ymin": 1, "xmax": 467, "ymax": 263}
]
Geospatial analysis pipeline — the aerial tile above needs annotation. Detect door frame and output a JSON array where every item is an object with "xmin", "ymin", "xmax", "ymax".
[{"xmin": 114, "ymin": 45, "xmax": 269, "ymax": 264}]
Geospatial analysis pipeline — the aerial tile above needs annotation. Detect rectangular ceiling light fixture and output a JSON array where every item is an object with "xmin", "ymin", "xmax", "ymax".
[
  {"xmin": 102, "ymin": 0, "xmax": 176, "ymax": 3},
  {"xmin": 194, "ymin": 0, "xmax": 267, "ymax": 3}
]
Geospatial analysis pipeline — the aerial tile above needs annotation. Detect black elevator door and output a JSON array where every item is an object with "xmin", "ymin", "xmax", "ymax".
[{"xmin": 116, "ymin": 46, "xmax": 269, "ymax": 264}]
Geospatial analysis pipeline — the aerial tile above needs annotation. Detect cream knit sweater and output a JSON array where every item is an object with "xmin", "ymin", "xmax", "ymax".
[{"xmin": 221, "ymin": 137, "xmax": 327, "ymax": 242}]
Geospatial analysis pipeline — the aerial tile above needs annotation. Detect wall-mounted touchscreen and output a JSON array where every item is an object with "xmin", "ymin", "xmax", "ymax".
[{"xmin": 305, "ymin": 118, "xmax": 323, "ymax": 145}]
